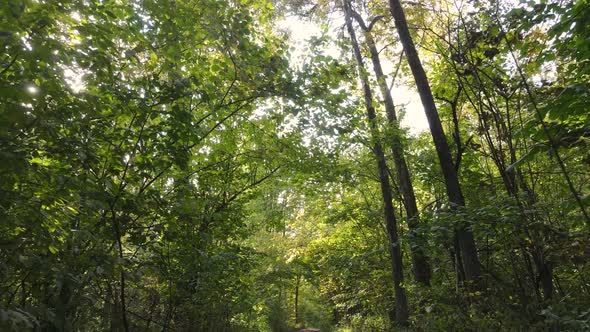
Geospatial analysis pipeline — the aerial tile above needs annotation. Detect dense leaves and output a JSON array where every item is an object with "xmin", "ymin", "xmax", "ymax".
[{"xmin": 1, "ymin": 0, "xmax": 589, "ymax": 331}]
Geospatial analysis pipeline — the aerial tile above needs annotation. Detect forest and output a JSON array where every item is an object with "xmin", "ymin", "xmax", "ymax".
[{"xmin": 1, "ymin": 0, "xmax": 589, "ymax": 330}]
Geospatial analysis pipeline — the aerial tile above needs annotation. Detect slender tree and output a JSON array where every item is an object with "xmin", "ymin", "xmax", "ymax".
[
  {"xmin": 343, "ymin": 0, "xmax": 409, "ymax": 324},
  {"xmin": 388, "ymin": 0, "xmax": 483, "ymax": 287},
  {"xmin": 348, "ymin": 9, "xmax": 431, "ymax": 285}
]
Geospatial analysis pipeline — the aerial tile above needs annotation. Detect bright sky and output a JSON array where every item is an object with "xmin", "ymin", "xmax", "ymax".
[
  {"xmin": 56, "ymin": 10, "xmax": 430, "ymax": 135},
  {"xmin": 276, "ymin": 16, "xmax": 429, "ymax": 134}
]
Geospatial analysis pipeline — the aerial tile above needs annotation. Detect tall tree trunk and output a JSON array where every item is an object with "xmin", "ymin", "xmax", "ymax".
[
  {"xmin": 350, "ymin": 12, "xmax": 431, "ymax": 285},
  {"xmin": 343, "ymin": 0, "xmax": 409, "ymax": 324},
  {"xmin": 367, "ymin": 30, "xmax": 431, "ymax": 287},
  {"xmin": 294, "ymin": 275, "xmax": 300, "ymax": 325},
  {"xmin": 112, "ymin": 216, "xmax": 130, "ymax": 332},
  {"xmin": 388, "ymin": 0, "xmax": 482, "ymax": 288}
]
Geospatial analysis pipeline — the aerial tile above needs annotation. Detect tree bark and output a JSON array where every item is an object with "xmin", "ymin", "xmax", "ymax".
[
  {"xmin": 388, "ymin": 0, "xmax": 482, "ymax": 288},
  {"xmin": 352, "ymin": 13, "xmax": 431, "ymax": 285},
  {"xmin": 294, "ymin": 275, "xmax": 300, "ymax": 325},
  {"xmin": 343, "ymin": 0, "xmax": 409, "ymax": 324}
]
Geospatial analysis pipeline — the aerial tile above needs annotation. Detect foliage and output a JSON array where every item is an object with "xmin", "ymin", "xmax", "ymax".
[{"xmin": 1, "ymin": 0, "xmax": 589, "ymax": 330}]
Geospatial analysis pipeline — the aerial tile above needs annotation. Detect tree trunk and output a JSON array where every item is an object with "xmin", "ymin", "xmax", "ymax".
[
  {"xmin": 294, "ymin": 275, "xmax": 300, "ymax": 325},
  {"xmin": 343, "ymin": 0, "xmax": 409, "ymax": 324},
  {"xmin": 360, "ymin": 21, "xmax": 431, "ymax": 286},
  {"xmin": 388, "ymin": 0, "xmax": 482, "ymax": 288}
]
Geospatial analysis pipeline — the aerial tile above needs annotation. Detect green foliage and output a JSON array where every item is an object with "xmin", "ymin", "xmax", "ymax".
[
  {"xmin": 1, "ymin": 0, "xmax": 589, "ymax": 330},
  {"xmin": 0, "ymin": 0, "xmax": 300, "ymax": 329}
]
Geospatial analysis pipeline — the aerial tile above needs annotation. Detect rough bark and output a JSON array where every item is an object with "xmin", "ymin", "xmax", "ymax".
[
  {"xmin": 388, "ymin": 0, "xmax": 483, "ymax": 288},
  {"xmin": 343, "ymin": 0, "xmax": 409, "ymax": 324}
]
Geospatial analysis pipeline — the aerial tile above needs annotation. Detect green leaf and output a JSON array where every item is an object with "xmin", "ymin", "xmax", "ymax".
[{"xmin": 48, "ymin": 245, "xmax": 58, "ymax": 254}]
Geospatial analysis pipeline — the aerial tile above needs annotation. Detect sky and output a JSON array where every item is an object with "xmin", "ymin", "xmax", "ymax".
[
  {"xmin": 58, "ymin": 9, "xmax": 430, "ymax": 134},
  {"xmin": 276, "ymin": 16, "xmax": 430, "ymax": 135}
]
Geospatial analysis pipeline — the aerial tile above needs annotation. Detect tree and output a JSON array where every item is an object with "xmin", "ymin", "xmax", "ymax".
[
  {"xmin": 348, "ymin": 6, "xmax": 431, "ymax": 286},
  {"xmin": 2, "ymin": 0, "xmax": 590, "ymax": 330},
  {"xmin": 388, "ymin": 0, "xmax": 483, "ymax": 288},
  {"xmin": 0, "ymin": 0, "xmax": 293, "ymax": 329},
  {"xmin": 342, "ymin": 0, "xmax": 409, "ymax": 324}
]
